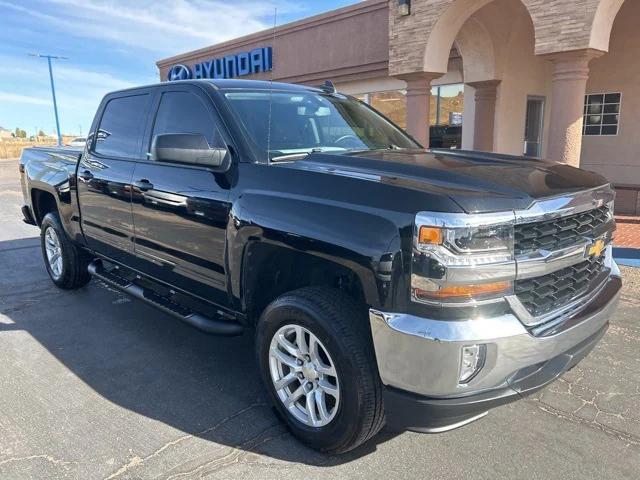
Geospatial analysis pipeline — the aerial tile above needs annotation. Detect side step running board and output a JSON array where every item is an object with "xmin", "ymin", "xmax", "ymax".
[{"xmin": 88, "ymin": 260, "xmax": 243, "ymax": 336}]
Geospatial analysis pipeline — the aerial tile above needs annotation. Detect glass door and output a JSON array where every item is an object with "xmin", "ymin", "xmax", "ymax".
[{"xmin": 524, "ymin": 96, "xmax": 545, "ymax": 157}]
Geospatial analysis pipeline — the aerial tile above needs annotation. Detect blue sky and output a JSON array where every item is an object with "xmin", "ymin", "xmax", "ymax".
[{"xmin": 0, "ymin": 0, "xmax": 359, "ymax": 137}]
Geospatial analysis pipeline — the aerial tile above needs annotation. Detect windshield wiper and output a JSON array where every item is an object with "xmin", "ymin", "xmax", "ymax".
[
  {"xmin": 271, "ymin": 152, "xmax": 311, "ymax": 162},
  {"xmin": 271, "ymin": 147, "xmax": 334, "ymax": 162}
]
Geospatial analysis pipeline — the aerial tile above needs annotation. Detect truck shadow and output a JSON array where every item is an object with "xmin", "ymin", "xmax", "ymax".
[{"xmin": 0, "ymin": 237, "xmax": 400, "ymax": 469}]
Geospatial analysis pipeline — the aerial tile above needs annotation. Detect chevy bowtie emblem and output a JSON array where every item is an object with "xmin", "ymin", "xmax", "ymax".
[{"xmin": 587, "ymin": 238, "xmax": 606, "ymax": 258}]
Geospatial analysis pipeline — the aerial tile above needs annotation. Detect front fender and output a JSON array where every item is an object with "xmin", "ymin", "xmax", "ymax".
[{"xmin": 227, "ymin": 190, "xmax": 409, "ymax": 312}]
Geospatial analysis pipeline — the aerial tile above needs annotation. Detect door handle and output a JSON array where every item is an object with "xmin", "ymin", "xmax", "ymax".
[
  {"xmin": 78, "ymin": 170, "xmax": 94, "ymax": 181},
  {"xmin": 134, "ymin": 179, "xmax": 154, "ymax": 191}
]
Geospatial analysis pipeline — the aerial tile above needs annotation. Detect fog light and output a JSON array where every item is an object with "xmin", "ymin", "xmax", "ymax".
[{"xmin": 459, "ymin": 344, "xmax": 486, "ymax": 384}]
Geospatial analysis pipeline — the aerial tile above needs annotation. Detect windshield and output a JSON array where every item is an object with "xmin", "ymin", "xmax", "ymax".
[{"xmin": 223, "ymin": 90, "xmax": 419, "ymax": 161}]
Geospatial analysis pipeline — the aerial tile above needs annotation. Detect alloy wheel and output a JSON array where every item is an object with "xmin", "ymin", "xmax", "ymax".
[
  {"xmin": 268, "ymin": 324, "xmax": 340, "ymax": 427},
  {"xmin": 44, "ymin": 226, "xmax": 63, "ymax": 280}
]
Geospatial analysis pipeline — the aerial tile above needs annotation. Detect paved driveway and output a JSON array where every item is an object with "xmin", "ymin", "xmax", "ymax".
[{"xmin": 1, "ymin": 158, "xmax": 639, "ymax": 479}]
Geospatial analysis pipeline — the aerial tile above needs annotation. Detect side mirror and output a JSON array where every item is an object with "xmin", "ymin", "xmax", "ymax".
[{"xmin": 150, "ymin": 133, "xmax": 229, "ymax": 170}]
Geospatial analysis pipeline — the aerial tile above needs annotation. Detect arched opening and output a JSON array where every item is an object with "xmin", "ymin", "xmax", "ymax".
[
  {"xmin": 454, "ymin": 19, "xmax": 496, "ymax": 84},
  {"xmin": 423, "ymin": 0, "xmax": 497, "ymax": 74},
  {"xmin": 590, "ymin": 0, "xmax": 626, "ymax": 52},
  {"xmin": 423, "ymin": 0, "xmax": 541, "ymax": 155}
]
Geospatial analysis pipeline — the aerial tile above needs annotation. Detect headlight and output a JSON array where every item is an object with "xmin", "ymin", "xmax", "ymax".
[
  {"xmin": 445, "ymin": 225, "xmax": 512, "ymax": 253},
  {"xmin": 416, "ymin": 225, "xmax": 513, "ymax": 264},
  {"xmin": 412, "ymin": 213, "xmax": 516, "ymax": 306},
  {"xmin": 606, "ymin": 199, "xmax": 615, "ymax": 221}
]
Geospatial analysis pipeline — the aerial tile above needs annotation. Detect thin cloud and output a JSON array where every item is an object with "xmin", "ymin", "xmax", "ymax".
[
  {"xmin": 0, "ymin": 54, "xmax": 138, "ymax": 95},
  {"xmin": 0, "ymin": 91, "xmax": 51, "ymax": 106},
  {"xmin": 2, "ymin": 0, "xmax": 302, "ymax": 55},
  {"xmin": 0, "ymin": 54, "xmax": 138, "ymax": 120},
  {"xmin": 54, "ymin": 65, "xmax": 137, "ymax": 92},
  {"xmin": 0, "ymin": 0, "xmax": 315, "ymax": 133}
]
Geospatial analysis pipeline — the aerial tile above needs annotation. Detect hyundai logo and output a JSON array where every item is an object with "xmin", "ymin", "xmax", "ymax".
[{"xmin": 167, "ymin": 64, "xmax": 192, "ymax": 81}]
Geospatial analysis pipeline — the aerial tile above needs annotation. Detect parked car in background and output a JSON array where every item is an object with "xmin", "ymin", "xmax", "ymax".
[
  {"xmin": 66, "ymin": 137, "xmax": 87, "ymax": 147},
  {"xmin": 429, "ymin": 124, "xmax": 462, "ymax": 149},
  {"xmin": 19, "ymin": 79, "xmax": 621, "ymax": 453}
]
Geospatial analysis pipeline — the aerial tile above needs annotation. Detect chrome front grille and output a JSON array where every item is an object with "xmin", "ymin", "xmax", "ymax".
[
  {"xmin": 514, "ymin": 206, "xmax": 610, "ymax": 255},
  {"xmin": 515, "ymin": 252, "xmax": 608, "ymax": 318}
]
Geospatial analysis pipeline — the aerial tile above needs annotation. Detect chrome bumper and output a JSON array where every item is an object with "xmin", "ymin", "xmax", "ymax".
[{"xmin": 369, "ymin": 267, "xmax": 622, "ymax": 398}]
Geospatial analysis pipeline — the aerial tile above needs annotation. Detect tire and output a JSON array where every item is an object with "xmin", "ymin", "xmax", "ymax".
[
  {"xmin": 256, "ymin": 286, "xmax": 385, "ymax": 454},
  {"xmin": 40, "ymin": 212, "xmax": 91, "ymax": 290}
]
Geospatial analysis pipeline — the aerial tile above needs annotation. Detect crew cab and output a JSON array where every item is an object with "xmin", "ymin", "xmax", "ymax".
[{"xmin": 19, "ymin": 79, "xmax": 621, "ymax": 453}]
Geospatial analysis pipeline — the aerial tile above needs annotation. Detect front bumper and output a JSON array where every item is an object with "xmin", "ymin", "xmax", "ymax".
[{"xmin": 369, "ymin": 270, "xmax": 622, "ymax": 432}]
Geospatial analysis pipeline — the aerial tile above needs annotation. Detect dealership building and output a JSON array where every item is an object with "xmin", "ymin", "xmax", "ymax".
[{"xmin": 157, "ymin": 0, "xmax": 639, "ymax": 214}]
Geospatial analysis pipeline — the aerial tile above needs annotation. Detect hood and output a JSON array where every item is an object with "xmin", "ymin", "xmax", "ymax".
[{"xmin": 280, "ymin": 149, "xmax": 610, "ymax": 213}]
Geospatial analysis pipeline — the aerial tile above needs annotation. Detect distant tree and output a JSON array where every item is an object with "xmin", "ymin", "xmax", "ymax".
[
  {"xmin": 38, "ymin": 130, "xmax": 46, "ymax": 137},
  {"xmin": 14, "ymin": 128, "xmax": 27, "ymax": 138}
]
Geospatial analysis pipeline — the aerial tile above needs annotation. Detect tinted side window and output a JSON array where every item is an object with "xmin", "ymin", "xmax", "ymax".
[
  {"xmin": 152, "ymin": 91, "xmax": 223, "ymax": 147},
  {"xmin": 94, "ymin": 94, "xmax": 150, "ymax": 159}
]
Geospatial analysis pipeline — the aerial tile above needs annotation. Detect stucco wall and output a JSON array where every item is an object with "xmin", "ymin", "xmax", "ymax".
[
  {"xmin": 336, "ymin": 55, "xmax": 462, "ymax": 96},
  {"xmin": 581, "ymin": 0, "xmax": 639, "ymax": 190},
  {"xmin": 453, "ymin": 0, "xmax": 552, "ymax": 156},
  {"xmin": 157, "ymin": 0, "xmax": 389, "ymax": 85},
  {"xmin": 461, "ymin": 84, "xmax": 475, "ymax": 149},
  {"xmin": 488, "ymin": 1, "xmax": 552, "ymax": 157}
]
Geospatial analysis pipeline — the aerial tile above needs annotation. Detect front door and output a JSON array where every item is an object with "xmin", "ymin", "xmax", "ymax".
[
  {"xmin": 523, "ymin": 96, "xmax": 545, "ymax": 157},
  {"xmin": 78, "ymin": 91, "xmax": 152, "ymax": 263},
  {"xmin": 130, "ymin": 86, "xmax": 232, "ymax": 306}
]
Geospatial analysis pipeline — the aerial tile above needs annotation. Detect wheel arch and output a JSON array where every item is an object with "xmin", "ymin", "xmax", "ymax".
[
  {"xmin": 31, "ymin": 188, "xmax": 58, "ymax": 226},
  {"xmin": 240, "ymin": 241, "xmax": 374, "ymax": 325}
]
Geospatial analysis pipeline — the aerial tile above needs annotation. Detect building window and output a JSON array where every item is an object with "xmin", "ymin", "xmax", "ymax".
[
  {"xmin": 354, "ymin": 85, "xmax": 464, "ymax": 148},
  {"xmin": 524, "ymin": 96, "xmax": 545, "ymax": 157},
  {"xmin": 432, "ymin": 84, "xmax": 464, "ymax": 126},
  {"xmin": 583, "ymin": 93, "xmax": 621, "ymax": 136},
  {"xmin": 369, "ymin": 91, "xmax": 407, "ymax": 129},
  {"xmin": 355, "ymin": 84, "xmax": 464, "ymax": 129}
]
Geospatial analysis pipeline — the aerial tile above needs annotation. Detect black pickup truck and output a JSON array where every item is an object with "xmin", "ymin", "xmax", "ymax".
[{"xmin": 20, "ymin": 79, "xmax": 621, "ymax": 453}]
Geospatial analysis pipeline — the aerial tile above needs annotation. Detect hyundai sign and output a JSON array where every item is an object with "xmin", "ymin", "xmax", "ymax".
[{"xmin": 167, "ymin": 46, "xmax": 273, "ymax": 81}]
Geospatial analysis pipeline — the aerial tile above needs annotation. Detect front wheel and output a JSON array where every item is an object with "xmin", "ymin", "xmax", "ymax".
[{"xmin": 256, "ymin": 287, "xmax": 385, "ymax": 454}]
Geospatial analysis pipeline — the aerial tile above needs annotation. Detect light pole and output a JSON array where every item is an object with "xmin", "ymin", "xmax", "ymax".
[{"xmin": 29, "ymin": 53, "xmax": 67, "ymax": 146}]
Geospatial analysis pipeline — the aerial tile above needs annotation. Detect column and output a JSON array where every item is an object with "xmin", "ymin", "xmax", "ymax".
[
  {"xmin": 467, "ymin": 80, "xmax": 500, "ymax": 152},
  {"xmin": 398, "ymin": 73, "xmax": 442, "ymax": 147},
  {"xmin": 546, "ymin": 49, "xmax": 603, "ymax": 166}
]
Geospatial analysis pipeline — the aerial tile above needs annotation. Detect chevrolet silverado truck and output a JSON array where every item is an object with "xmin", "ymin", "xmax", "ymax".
[{"xmin": 19, "ymin": 79, "xmax": 621, "ymax": 453}]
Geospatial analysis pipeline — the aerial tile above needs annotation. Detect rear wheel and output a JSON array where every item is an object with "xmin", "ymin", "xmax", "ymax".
[
  {"xmin": 40, "ymin": 212, "xmax": 91, "ymax": 290},
  {"xmin": 256, "ymin": 286, "xmax": 385, "ymax": 453}
]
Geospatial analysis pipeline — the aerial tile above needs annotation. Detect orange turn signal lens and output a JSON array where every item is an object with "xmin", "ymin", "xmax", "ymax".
[
  {"xmin": 418, "ymin": 226, "xmax": 443, "ymax": 245},
  {"xmin": 415, "ymin": 281, "xmax": 511, "ymax": 300}
]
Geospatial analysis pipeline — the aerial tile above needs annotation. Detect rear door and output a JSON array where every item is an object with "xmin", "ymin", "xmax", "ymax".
[
  {"xmin": 129, "ymin": 84, "xmax": 232, "ymax": 306},
  {"xmin": 78, "ymin": 90, "xmax": 153, "ymax": 263}
]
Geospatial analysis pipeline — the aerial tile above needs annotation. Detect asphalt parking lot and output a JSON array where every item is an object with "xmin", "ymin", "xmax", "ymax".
[{"xmin": 1, "ymin": 157, "xmax": 639, "ymax": 479}]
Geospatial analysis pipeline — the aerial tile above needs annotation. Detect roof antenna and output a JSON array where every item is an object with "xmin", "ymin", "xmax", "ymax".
[{"xmin": 266, "ymin": 7, "xmax": 277, "ymax": 163}]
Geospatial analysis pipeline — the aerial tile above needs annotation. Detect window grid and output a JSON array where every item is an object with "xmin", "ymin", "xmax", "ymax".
[{"xmin": 583, "ymin": 92, "xmax": 621, "ymax": 136}]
